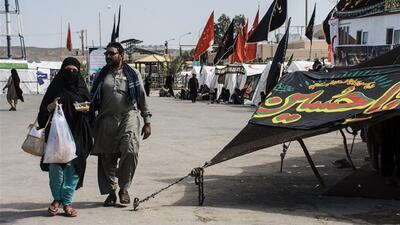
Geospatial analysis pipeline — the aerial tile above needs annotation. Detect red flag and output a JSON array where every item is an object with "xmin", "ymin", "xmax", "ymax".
[
  {"xmin": 232, "ymin": 26, "xmax": 245, "ymax": 63},
  {"xmin": 193, "ymin": 11, "xmax": 214, "ymax": 60},
  {"xmin": 66, "ymin": 23, "xmax": 72, "ymax": 52},
  {"xmin": 245, "ymin": 9, "xmax": 259, "ymax": 62},
  {"xmin": 327, "ymin": 44, "xmax": 332, "ymax": 63}
]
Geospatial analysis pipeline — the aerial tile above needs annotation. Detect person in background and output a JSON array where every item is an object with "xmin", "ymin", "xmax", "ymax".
[
  {"xmin": 165, "ymin": 73, "xmax": 174, "ymax": 97},
  {"xmin": 188, "ymin": 73, "xmax": 199, "ymax": 103},
  {"xmin": 144, "ymin": 71, "xmax": 152, "ymax": 97},
  {"xmin": 38, "ymin": 57, "xmax": 93, "ymax": 217},
  {"xmin": 3, "ymin": 68, "xmax": 24, "ymax": 111}
]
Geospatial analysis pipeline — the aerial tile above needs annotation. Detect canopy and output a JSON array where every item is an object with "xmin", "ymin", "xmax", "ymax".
[
  {"xmin": 199, "ymin": 66, "xmax": 215, "ymax": 88},
  {"xmin": 207, "ymin": 64, "xmax": 400, "ymax": 166},
  {"xmin": 287, "ymin": 61, "xmax": 314, "ymax": 73},
  {"xmin": 134, "ymin": 54, "xmax": 171, "ymax": 63}
]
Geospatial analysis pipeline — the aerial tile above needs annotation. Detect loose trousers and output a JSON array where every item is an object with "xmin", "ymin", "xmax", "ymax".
[
  {"xmin": 48, "ymin": 163, "xmax": 79, "ymax": 205},
  {"xmin": 97, "ymin": 138, "xmax": 139, "ymax": 195}
]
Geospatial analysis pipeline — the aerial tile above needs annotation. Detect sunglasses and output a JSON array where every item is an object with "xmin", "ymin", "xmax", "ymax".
[{"xmin": 104, "ymin": 51, "xmax": 119, "ymax": 56}]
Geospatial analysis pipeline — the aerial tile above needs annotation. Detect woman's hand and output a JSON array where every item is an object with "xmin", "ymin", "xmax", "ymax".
[{"xmin": 47, "ymin": 97, "xmax": 60, "ymax": 112}]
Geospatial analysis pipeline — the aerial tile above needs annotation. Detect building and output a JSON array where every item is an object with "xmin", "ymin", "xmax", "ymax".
[
  {"xmin": 326, "ymin": 0, "xmax": 400, "ymax": 66},
  {"xmin": 256, "ymin": 24, "xmax": 329, "ymax": 61}
]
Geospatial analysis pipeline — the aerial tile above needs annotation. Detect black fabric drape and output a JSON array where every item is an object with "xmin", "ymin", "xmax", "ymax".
[
  {"xmin": 11, "ymin": 69, "xmax": 24, "ymax": 102},
  {"xmin": 37, "ymin": 58, "xmax": 92, "ymax": 189}
]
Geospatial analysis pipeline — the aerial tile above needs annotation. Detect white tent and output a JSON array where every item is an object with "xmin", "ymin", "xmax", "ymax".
[
  {"xmin": 192, "ymin": 66, "xmax": 201, "ymax": 81},
  {"xmin": 1, "ymin": 60, "xmax": 62, "ymax": 95},
  {"xmin": 199, "ymin": 66, "xmax": 215, "ymax": 88},
  {"xmin": 244, "ymin": 62, "xmax": 272, "ymax": 105},
  {"xmin": 0, "ymin": 68, "xmax": 51, "ymax": 94},
  {"xmin": 287, "ymin": 60, "xmax": 313, "ymax": 73},
  {"xmin": 241, "ymin": 64, "xmax": 268, "ymax": 89},
  {"xmin": 178, "ymin": 70, "xmax": 192, "ymax": 89}
]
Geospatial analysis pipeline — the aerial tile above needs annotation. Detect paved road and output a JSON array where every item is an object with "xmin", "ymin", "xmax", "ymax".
[{"xmin": 0, "ymin": 95, "xmax": 399, "ymax": 225}]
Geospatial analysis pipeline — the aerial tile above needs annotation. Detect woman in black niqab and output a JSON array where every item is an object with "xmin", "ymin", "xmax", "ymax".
[
  {"xmin": 37, "ymin": 57, "xmax": 93, "ymax": 216},
  {"xmin": 2, "ymin": 68, "xmax": 24, "ymax": 110}
]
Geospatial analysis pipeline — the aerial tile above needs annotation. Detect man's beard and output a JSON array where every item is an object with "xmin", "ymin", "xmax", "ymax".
[{"xmin": 106, "ymin": 58, "xmax": 120, "ymax": 67}]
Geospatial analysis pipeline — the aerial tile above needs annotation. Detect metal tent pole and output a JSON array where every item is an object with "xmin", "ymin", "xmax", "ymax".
[{"xmin": 297, "ymin": 139, "xmax": 325, "ymax": 187}]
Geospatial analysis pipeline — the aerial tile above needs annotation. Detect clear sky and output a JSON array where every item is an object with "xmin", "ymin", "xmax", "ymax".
[{"xmin": 1, "ymin": 0, "xmax": 337, "ymax": 48}]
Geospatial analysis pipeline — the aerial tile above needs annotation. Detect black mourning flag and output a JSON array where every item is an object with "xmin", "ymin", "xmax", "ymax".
[
  {"xmin": 115, "ymin": 5, "xmax": 121, "ymax": 40},
  {"xmin": 265, "ymin": 17, "xmax": 291, "ymax": 95},
  {"xmin": 213, "ymin": 19, "xmax": 235, "ymax": 65},
  {"xmin": 111, "ymin": 14, "xmax": 116, "ymax": 42},
  {"xmin": 323, "ymin": 9, "xmax": 334, "ymax": 44},
  {"xmin": 247, "ymin": 0, "xmax": 287, "ymax": 43},
  {"xmin": 305, "ymin": 3, "xmax": 316, "ymax": 42}
]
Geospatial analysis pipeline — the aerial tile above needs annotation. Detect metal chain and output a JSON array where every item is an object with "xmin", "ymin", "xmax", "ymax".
[
  {"xmin": 280, "ymin": 142, "xmax": 291, "ymax": 172},
  {"xmin": 133, "ymin": 166, "xmax": 206, "ymax": 211}
]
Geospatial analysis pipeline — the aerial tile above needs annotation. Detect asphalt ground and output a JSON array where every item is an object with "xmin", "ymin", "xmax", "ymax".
[{"xmin": 0, "ymin": 95, "xmax": 399, "ymax": 225}]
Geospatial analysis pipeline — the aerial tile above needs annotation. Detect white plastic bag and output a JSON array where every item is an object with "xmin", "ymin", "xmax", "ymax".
[{"xmin": 43, "ymin": 103, "xmax": 77, "ymax": 163}]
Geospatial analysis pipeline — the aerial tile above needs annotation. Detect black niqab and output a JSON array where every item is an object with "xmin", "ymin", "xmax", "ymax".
[
  {"xmin": 38, "ymin": 57, "xmax": 92, "ymax": 189},
  {"xmin": 11, "ymin": 69, "xmax": 24, "ymax": 102}
]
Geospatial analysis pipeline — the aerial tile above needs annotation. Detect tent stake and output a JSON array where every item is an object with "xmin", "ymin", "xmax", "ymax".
[
  {"xmin": 297, "ymin": 139, "xmax": 326, "ymax": 187},
  {"xmin": 339, "ymin": 129, "xmax": 356, "ymax": 170}
]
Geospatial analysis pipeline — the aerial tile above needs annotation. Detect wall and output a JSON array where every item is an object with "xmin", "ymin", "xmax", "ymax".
[{"xmin": 339, "ymin": 13, "xmax": 400, "ymax": 45}]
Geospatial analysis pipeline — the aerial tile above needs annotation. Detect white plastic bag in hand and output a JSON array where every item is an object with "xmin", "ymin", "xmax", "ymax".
[{"xmin": 43, "ymin": 103, "xmax": 77, "ymax": 163}]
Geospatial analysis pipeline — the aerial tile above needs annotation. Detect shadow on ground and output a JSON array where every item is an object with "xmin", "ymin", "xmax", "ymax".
[
  {"xmin": 157, "ymin": 142, "xmax": 400, "ymax": 224},
  {"xmin": 0, "ymin": 202, "xmax": 103, "ymax": 224}
]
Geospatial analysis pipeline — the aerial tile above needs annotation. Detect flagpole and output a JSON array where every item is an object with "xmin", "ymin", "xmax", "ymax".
[{"xmin": 309, "ymin": 41, "xmax": 312, "ymax": 60}]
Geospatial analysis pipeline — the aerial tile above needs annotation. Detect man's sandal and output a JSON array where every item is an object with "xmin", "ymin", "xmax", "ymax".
[
  {"xmin": 103, "ymin": 193, "xmax": 117, "ymax": 207},
  {"xmin": 63, "ymin": 205, "xmax": 77, "ymax": 217},
  {"xmin": 47, "ymin": 200, "xmax": 60, "ymax": 216}
]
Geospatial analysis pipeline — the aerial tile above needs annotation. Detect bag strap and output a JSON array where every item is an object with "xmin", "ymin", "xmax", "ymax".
[{"xmin": 33, "ymin": 113, "xmax": 52, "ymax": 129}]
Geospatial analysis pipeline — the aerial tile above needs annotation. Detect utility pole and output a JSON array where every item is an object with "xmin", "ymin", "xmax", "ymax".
[
  {"xmin": 164, "ymin": 40, "xmax": 168, "ymax": 54},
  {"xmin": 5, "ymin": 0, "xmax": 12, "ymax": 59},
  {"xmin": 85, "ymin": 29, "xmax": 88, "ymax": 53},
  {"xmin": 99, "ymin": 12, "xmax": 102, "ymax": 47},
  {"xmin": 79, "ymin": 29, "xmax": 85, "ymax": 55},
  {"xmin": 305, "ymin": 0, "xmax": 308, "ymax": 28}
]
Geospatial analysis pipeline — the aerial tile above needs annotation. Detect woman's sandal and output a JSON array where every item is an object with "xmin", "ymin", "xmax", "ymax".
[
  {"xmin": 63, "ymin": 205, "xmax": 77, "ymax": 217},
  {"xmin": 47, "ymin": 200, "xmax": 60, "ymax": 216}
]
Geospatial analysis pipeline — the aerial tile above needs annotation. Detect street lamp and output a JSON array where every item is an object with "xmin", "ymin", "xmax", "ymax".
[
  {"xmin": 179, "ymin": 32, "xmax": 191, "ymax": 57},
  {"xmin": 164, "ymin": 38, "xmax": 175, "ymax": 54}
]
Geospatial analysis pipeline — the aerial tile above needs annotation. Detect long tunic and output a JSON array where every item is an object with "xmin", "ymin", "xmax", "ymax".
[
  {"xmin": 6, "ymin": 76, "xmax": 18, "ymax": 101},
  {"xmin": 92, "ymin": 69, "xmax": 150, "ymax": 155}
]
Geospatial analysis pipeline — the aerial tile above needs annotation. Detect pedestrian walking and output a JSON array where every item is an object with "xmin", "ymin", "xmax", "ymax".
[
  {"xmin": 3, "ymin": 68, "xmax": 24, "ymax": 111},
  {"xmin": 188, "ymin": 73, "xmax": 199, "ymax": 103},
  {"xmin": 90, "ymin": 42, "xmax": 151, "ymax": 206},
  {"xmin": 37, "ymin": 57, "xmax": 93, "ymax": 217}
]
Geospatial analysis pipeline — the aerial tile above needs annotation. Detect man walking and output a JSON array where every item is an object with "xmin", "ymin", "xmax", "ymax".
[
  {"xmin": 188, "ymin": 73, "xmax": 199, "ymax": 103},
  {"xmin": 90, "ymin": 42, "xmax": 151, "ymax": 206},
  {"xmin": 144, "ymin": 71, "xmax": 152, "ymax": 97},
  {"xmin": 165, "ymin": 74, "xmax": 174, "ymax": 97}
]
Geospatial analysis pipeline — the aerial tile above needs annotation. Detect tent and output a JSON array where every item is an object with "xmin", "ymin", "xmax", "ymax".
[
  {"xmin": 192, "ymin": 66, "xmax": 202, "ymax": 81},
  {"xmin": 242, "ymin": 64, "xmax": 270, "ymax": 105},
  {"xmin": 206, "ymin": 64, "xmax": 400, "ymax": 187},
  {"xmin": 199, "ymin": 66, "xmax": 215, "ymax": 89},
  {"xmin": 287, "ymin": 60, "xmax": 314, "ymax": 73},
  {"xmin": 0, "ymin": 68, "xmax": 50, "ymax": 94},
  {"xmin": 0, "ymin": 60, "xmax": 62, "ymax": 95}
]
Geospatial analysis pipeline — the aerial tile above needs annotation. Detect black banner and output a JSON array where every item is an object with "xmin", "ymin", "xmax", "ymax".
[{"xmin": 251, "ymin": 65, "xmax": 400, "ymax": 129}]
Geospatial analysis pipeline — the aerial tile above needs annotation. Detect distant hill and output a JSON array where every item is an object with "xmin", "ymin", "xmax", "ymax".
[{"xmin": 0, "ymin": 47, "xmax": 87, "ymax": 62}]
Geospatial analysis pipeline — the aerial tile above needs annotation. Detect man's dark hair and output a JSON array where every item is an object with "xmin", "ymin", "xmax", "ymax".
[{"xmin": 106, "ymin": 42, "xmax": 124, "ymax": 55}]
